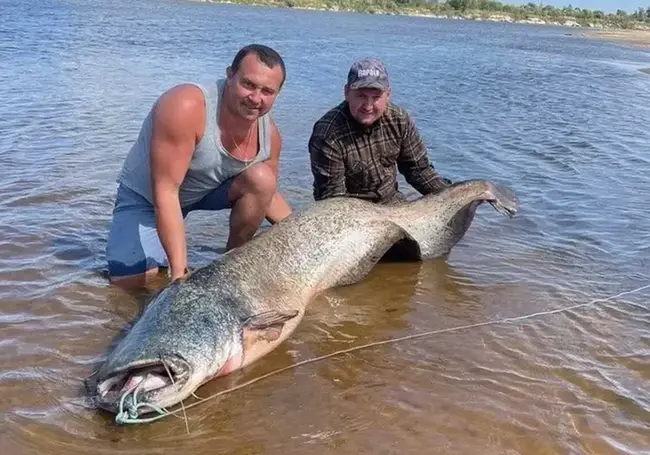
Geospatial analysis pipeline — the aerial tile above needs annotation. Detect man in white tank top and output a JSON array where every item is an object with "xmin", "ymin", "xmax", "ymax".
[{"xmin": 106, "ymin": 44, "xmax": 292, "ymax": 289}]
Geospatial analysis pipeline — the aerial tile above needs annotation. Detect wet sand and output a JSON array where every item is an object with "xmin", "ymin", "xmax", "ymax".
[{"xmin": 585, "ymin": 29, "xmax": 650, "ymax": 49}]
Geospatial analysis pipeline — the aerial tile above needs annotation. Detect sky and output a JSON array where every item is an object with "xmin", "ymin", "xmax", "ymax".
[{"xmin": 509, "ymin": 0, "xmax": 647, "ymax": 14}]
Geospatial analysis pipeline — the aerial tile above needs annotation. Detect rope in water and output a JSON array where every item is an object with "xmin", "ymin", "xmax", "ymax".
[{"xmin": 115, "ymin": 282, "xmax": 650, "ymax": 427}]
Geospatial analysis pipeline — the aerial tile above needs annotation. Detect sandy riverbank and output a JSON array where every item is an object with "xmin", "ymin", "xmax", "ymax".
[{"xmin": 584, "ymin": 29, "xmax": 650, "ymax": 49}]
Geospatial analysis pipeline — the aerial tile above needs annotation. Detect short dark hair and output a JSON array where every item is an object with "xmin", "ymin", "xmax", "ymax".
[{"xmin": 230, "ymin": 44, "xmax": 286, "ymax": 88}]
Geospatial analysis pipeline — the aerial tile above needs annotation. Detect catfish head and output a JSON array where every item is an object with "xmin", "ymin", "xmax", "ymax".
[{"xmin": 94, "ymin": 301, "xmax": 300, "ymax": 419}]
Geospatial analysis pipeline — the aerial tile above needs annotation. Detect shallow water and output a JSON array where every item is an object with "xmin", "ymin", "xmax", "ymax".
[{"xmin": 1, "ymin": 0, "xmax": 650, "ymax": 453}]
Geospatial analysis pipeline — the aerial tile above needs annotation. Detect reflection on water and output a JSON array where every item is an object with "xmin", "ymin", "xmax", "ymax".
[{"xmin": 1, "ymin": 0, "xmax": 650, "ymax": 453}]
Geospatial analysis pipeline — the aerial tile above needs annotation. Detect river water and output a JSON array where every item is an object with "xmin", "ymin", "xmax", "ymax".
[{"xmin": 1, "ymin": 0, "xmax": 650, "ymax": 453}]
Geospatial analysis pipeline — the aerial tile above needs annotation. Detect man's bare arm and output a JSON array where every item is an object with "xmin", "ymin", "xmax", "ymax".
[{"xmin": 150, "ymin": 85, "xmax": 204, "ymax": 280}]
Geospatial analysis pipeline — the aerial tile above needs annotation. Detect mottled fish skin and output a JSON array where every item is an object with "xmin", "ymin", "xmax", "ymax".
[{"xmin": 94, "ymin": 180, "xmax": 518, "ymax": 417}]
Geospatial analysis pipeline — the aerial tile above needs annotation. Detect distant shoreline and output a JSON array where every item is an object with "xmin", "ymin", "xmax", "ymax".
[
  {"xmin": 188, "ymin": 0, "xmax": 650, "ymax": 33},
  {"xmin": 189, "ymin": 0, "xmax": 650, "ymax": 63}
]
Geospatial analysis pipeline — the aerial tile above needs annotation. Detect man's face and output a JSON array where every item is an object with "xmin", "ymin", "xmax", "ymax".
[
  {"xmin": 345, "ymin": 86, "xmax": 391, "ymax": 127},
  {"xmin": 225, "ymin": 53, "xmax": 284, "ymax": 121}
]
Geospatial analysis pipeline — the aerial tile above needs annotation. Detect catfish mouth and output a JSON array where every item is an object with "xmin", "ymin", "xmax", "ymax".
[
  {"xmin": 489, "ymin": 198, "xmax": 518, "ymax": 218},
  {"xmin": 95, "ymin": 356, "xmax": 192, "ymax": 415},
  {"xmin": 487, "ymin": 184, "xmax": 519, "ymax": 218}
]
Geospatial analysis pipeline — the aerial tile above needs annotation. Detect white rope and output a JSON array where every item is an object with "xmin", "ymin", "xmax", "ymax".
[{"xmin": 149, "ymin": 282, "xmax": 650, "ymax": 424}]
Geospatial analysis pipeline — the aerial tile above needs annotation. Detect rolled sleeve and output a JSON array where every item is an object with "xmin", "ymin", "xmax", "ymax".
[
  {"xmin": 309, "ymin": 133, "xmax": 346, "ymax": 200},
  {"xmin": 397, "ymin": 114, "xmax": 451, "ymax": 195}
]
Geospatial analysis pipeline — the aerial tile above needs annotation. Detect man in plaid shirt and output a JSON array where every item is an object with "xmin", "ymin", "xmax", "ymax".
[{"xmin": 309, "ymin": 58, "xmax": 452, "ymax": 204}]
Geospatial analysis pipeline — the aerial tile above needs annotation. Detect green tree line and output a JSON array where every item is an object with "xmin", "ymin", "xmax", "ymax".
[
  {"xmin": 235, "ymin": 0, "xmax": 650, "ymax": 28},
  {"xmin": 441, "ymin": 0, "xmax": 650, "ymax": 25}
]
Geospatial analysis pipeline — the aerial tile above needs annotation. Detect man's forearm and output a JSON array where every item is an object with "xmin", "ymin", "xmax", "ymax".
[
  {"xmin": 407, "ymin": 165, "xmax": 452, "ymax": 195},
  {"xmin": 400, "ymin": 118, "xmax": 452, "ymax": 195},
  {"xmin": 309, "ymin": 135, "xmax": 348, "ymax": 201},
  {"xmin": 314, "ymin": 184, "xmax": 348, "ymax": 200},
  {"xmin": 154, "ymin": 193, "xmax": 187, "ymax": 279},
  {"xmin": 312, "ymin": 170, "xmax": 347, "ymax": 200}
]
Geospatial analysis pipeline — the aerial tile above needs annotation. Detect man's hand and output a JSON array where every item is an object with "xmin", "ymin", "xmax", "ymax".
[{"xmin": 170, "ymin": 267, "xmax": 192, "ymax": 283}]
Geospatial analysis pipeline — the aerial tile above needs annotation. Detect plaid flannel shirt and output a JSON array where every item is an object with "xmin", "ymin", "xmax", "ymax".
[{"xmin": 309, "ymin": 101, "xmax": 450, "ymax": 203}]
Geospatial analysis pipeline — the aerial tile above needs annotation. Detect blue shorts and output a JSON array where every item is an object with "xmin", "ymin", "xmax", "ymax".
[{"xmin": 106, "ymin": 182, "xmax": 233, "ymax": 277}]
